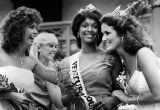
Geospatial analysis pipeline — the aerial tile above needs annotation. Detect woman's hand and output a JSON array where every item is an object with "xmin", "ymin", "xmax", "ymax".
[
  {"xmin": 93, "ymin": 96, "xmax": 120, "ymax": 110},
  {"xmin": 61, "ymin": 80, "xmax": 77, "ymax": 96},
  {"xmin": 11, "ymin": 92, "xmax": 34, "ymax": 109},
  {"xmin": 112, "ymin": 90, "xmax": 129, "ymax": 103}
]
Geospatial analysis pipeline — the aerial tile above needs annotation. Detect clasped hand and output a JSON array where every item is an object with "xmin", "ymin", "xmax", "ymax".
[
  {"xmin": 112, "ymin": 90, "xmax": 129, "ymax": 104},
  {"xmin": 63, "ymin": 82, "xmax": 121, "ymax": 110},
  {"xmin": 93, "ymin": 96, "xmax": 120, "ymax": 110},
  {"xmin": 11, "ymin": 92, "xmax": 34, "ymax": 109}
]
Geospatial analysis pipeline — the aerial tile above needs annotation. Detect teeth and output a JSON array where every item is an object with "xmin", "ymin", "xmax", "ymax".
[
  {"xmin": 30, "ymin": 37, "xmax": 34, "ymax": 39},
  {"xmin": 86, "ymin": 35, "xmax": 92, "ymax": 37},
  {"xmin": 105, "ymin": 40, "xmax": 110, "ymax": 44},
  {"xmin": 104, "ymin": 40, "xmax": 111, "ymax": 49}
]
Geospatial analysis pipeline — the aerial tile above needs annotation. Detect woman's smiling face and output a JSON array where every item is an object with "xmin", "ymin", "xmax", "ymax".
[
  {"xmin": 101, "ymin": 23, "xmax": 122, "ymax": 52},
  {"xmin": 39, "ymin": 37, "xmax": 58, "ymax": 61},
  {"xmin": 79, "ymin": 18, "xmax": 98, "ymax": 44},
  {"xmin": 23, "ymin": 22, "xmax": 38, "ymax": 46}
]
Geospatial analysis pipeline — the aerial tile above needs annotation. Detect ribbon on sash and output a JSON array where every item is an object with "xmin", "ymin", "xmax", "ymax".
[{"xmin": 70, "ymin": 53, "xmax": 97, "ymax": 110}]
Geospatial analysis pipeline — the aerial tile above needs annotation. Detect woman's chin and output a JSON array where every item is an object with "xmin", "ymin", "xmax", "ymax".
[{"xmin": 104, "ymin": 48, "xmax": 114, "ymax": 52}]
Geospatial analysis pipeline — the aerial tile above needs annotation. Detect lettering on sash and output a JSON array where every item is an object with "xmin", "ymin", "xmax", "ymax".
[{"xmin": 70, "ymin": 53, "xmax": 97, "ymax": 110}]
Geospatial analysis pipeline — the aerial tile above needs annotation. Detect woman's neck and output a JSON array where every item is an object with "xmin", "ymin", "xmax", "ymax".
[
  {"xmin": 16, "ymin": 44, "xmax": 29, "ymax": 57},
  {"xmin": 120, "ymin": 52, "xmax": 137, "ymax": 75},
  {"xmin": 14, "ymin": 49, "xmax": 26, "ymax": 57},
  {"xmin": 80, "ymin": 43, "xmax": 99, "ymax": 54}
]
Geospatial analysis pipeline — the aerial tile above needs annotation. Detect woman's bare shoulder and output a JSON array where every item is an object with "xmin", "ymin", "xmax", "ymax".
[{"xmin": 138, "ymin": 47, "xmax": 156, "ymax": 56}]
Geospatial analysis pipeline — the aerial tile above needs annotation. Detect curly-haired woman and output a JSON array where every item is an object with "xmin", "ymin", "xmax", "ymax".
[{"xmin": 0, "ymin": 6, "xmax": 59, "ymax": 110}]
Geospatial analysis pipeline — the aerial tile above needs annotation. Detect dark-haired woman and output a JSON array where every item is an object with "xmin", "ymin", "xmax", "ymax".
[
  {"xmin": 100, "ymin": 1, "xmax": 160, "ymax": 109},
  {"xmin": 0, "ymin": 6, "xmax": 58, "ymax": 110},
  {"xmin": 61, "ymin": 4, "xmax": 122, "ymax": 110}
]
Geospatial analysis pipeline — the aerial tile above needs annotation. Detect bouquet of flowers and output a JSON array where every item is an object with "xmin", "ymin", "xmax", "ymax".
[
  {"xmin": 54, "ymin": 60, "xmax": 78, "ymax": 96},
  {"xmin": 118, "ymin": 104, "xmax": 137, "ymax": 110},
  {"xmin": 116, "ymin": 68, "xmax": 136, "ymax": 110},
  {"xmin": 54, "ymin": 60, "xmax": 97, "ymax": 110},
  {"xmin": 0, "ymin": 74, "xmax": 18, "ymax": 93},
  {"xmin": 0, "ymin": 74, "xmax": 44, "ymax": 110},
  {"xmin": 116, "ymin": 70, "xmax": 128, "ymax": 95},
  {"xmin": 0, "ymin": 74, "xmax": 10, "ymax": 91}
]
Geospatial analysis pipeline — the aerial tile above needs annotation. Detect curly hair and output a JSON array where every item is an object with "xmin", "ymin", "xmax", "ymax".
[
  {"xmin": 100, "ymin": 13, "xmax": 153, "ymax": 55},
  {"xmin": 71, "ymin": 9, "xmax": 102, "ymax": 48},
  {"xmin": 0, "ymin": 6, "xmax": 43, "ymax": 54}
]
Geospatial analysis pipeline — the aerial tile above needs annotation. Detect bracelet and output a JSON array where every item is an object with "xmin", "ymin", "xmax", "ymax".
[{"xmin": 137, "ymin": 95, "xmax": 140, "ymax": 105}]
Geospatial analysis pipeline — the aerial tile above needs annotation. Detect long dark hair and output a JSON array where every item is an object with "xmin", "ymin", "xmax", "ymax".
[{"xmin": 100, "ymin": 0, "xmax": 153, "ymax": 55}]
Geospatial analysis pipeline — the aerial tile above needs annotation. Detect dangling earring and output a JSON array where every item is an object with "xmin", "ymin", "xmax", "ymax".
[
  {"xmin": 38, "ymin": 50, "xmax": 42, "ymax": 56},
  {"xmin": 121, "ymin": 37, "xmax": 124, "ymax": 43},
  {"xmin": 77, "ymin": 33, "xmax": 80, "ymax": 38}
]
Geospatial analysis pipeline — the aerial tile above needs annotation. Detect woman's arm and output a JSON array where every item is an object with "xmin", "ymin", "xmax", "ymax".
[
  {"xmin": 30, "ymin": 56, "xmax": 59, "ymax": 85},
  {"xmin": 113, "ymin": 47, "xmax": 160, "ymax": 105},
  {"xmin": 128, "ymin": 47, "xmax": 160, "ymax": 104},
  {"xmin": 46, "ymin": 82, "xmax": 64, "ymax": 109}
]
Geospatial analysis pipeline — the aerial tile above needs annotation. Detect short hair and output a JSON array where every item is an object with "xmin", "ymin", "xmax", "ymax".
[
  {"xmin": 34, "ymin": 32, "xmax": 57, "ymax": 45},
  {"xmin": 100, "ymin": 13, "xmax": 153, "ymax": 55},
  {"xmin": 0, "ymin": 6, "xmax": 43, "ymax": 54},
  {"xmin": 71, "ymin": 8, "xmax": 102, "ymax": 48},
  {"xmin": 29, "ymin": 32, "xmax": 58, "ymax": 59}
]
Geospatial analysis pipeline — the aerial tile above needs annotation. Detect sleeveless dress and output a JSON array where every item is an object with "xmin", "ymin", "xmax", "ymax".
[
  {"xmin": 126, "ymin": 70, "xmax": 160, "ymax": 110},
  {"xmin": 26, "ymin": 63, "xmax": 64, "ymax": 110},
  {"xmin": 0, "ymin": 66, "xmax": 34, "ymax": 110},
  {"xmin": 26, "ymin": 65, "xmax": 64, "ymax": 110},
  {"xmin": 26, "ymin": 74, "xmax": 54, "ymax": 109},
  {"xmin": 66, "ymin": 51, "xmax": 116, "ymax": 110}
]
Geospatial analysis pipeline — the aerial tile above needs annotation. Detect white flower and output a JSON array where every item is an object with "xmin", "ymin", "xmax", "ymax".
[
  {"xmin": 118, "ymin": 104, "xmax": 137, "ymax": 110},
  {"xmin": 78, "ymin": 3, "xmax": 96, "ymax": 14}
]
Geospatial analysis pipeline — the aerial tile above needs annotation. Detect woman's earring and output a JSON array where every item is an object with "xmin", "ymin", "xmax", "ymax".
[
  {"xmin": 38, "ymin": 50, "xmax": 42, "ymax": 56},
  {"xmin": 121, "ymin": 37, "xmax": 124, "ymax": 43},
  {"xmin": 77, "ymin": 33, "xmax": 80, "ymax": 38}
]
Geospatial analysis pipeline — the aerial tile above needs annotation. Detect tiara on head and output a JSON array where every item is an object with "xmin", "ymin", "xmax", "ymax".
[
  {"xmin": 112, "ymin": 5, "xmax": 127, "ymax": 18},
  {"xmin": 112, "ymin": 0, "xmax": 151, "ymax": 18},
  {"xmin": 78, "ymin": 3, "xmax": 96, "ymax": 14}
]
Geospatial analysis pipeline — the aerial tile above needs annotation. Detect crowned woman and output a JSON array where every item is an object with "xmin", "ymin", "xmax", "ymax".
[
  {"xmin": 60, "ymin": 3, "xmax": 122, "ymax": 110},
  {"xmin": 100, "ymin": 0, "xmax": 160, "ymax": 110}
]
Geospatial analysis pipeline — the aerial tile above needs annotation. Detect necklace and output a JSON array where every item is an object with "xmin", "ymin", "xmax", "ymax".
[{"xmin": 14, "ymin": 52, "xmax": 25, "ymax": 66}]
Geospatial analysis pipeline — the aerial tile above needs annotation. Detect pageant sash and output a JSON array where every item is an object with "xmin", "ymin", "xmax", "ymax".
[{"xmin": 70, "ymin": 53, "xmax": 97, "ymax": 110}]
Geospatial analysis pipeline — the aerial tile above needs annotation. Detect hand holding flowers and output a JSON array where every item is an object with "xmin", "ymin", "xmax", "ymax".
[
  {"xmin": 0, "ymin": 74, "xmax": 42, "ymax": 110},
  {"xmin": 54, "ymin": 60, "xmax": 78, "ymax": 96}
]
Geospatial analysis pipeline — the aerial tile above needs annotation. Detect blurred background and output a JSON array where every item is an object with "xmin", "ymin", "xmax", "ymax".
[{"xmin": 0, "ymin": 0, "xmax": 160, "ymax": 59}]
